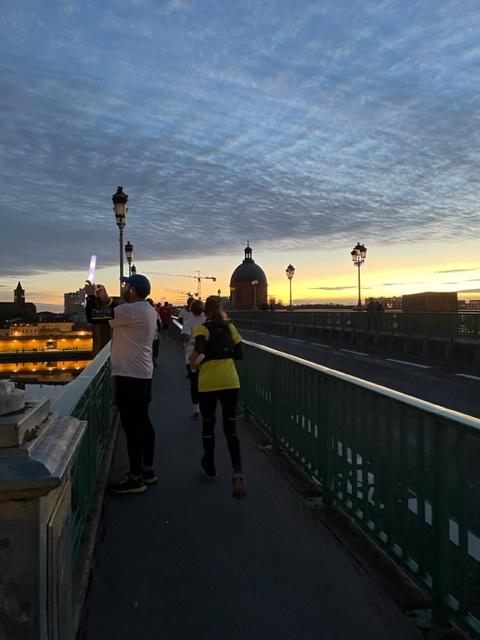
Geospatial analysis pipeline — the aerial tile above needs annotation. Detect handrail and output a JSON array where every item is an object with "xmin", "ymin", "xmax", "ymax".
[
  {"xmin": 238, "ymin": 340, "xmax": 480, "ymax": 636},
  {"xmin": 52, "ymin": 342, "xmax": 111, "ymax": 416},
  {"xmin": 243, "ymin": 339, "xmax": 480, "ymax": 432}
]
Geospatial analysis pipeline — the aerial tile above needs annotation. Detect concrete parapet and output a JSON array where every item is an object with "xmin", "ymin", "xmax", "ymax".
[{"xmin": 0, "ymin": 398, "xmax": 86, "ymax": 640}]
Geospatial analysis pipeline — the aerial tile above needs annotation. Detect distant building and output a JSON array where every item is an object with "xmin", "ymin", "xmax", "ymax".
[
  {"xmin": 465, "ymin": 299, "xmax": 480, "ymax": 311},
  {"xmin": 402, "ymin": 291, "xmax": 457, "ymax": 313},
  {"xmin": 14, "ymin": 281, "xmax": 25, "ymax": 304},
  {"xmin": 64, "ymin": 289, "xmax": 86, "ymax": 321},
  {"xmin": 9, "ymin": 321, "xmax": 74, "ymax": 337},
  {"xmin": 229, "ymin": 245, "xmax": 268, "ymax": 310},
  {"xmin": 377, "ymin": 296, "xmax": 402, "ymax": 310},
  {"xmin": 0, "ymin": 281, "xmax": 36, "ymax": 322}
]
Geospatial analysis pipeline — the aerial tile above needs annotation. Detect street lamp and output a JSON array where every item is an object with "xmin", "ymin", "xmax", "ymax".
[
  {"xmin": 251, "ymin": 279, "xmax": 259, "ymax": 310},
  {"xmin": 112, "ymin": 186, "xmax": 129, "ymax": 295},
  {"xmin": 286, "ymin": 264, "xmax": 295, "ymax": 310},
  {"xmin": 125, "ymin": 241, "xmax": 134, "ymax": 276},
  {"xmin": 351, "ymin": 242, "xmax": 367, "ymax": 307},
  {"xmin": 230, "ymin": 286, "xmax": 236, "ymax": 310}
]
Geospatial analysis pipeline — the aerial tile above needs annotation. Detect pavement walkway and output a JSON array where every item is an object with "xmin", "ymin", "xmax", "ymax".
[{"xmin": 82, "ymin": 337, "xmax": 421, "ymax": 640}]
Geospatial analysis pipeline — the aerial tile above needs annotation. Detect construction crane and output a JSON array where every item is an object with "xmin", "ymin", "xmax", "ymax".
[{"xmin": 154, "ymin": 271, "xmax": 216, "ymax": 299}]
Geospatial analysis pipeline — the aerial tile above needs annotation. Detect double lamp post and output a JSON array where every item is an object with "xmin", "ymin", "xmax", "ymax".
[
  {"xmin": 351, "ymin": 242, "xmax": 367, "ymax": 307},
  {"xmin": 112, "ymin": 186, "xmax": 138, "ymax": 296},
  {"xmin": 286, "ymin": 263, "xmax": 295, "ymax": 309}
]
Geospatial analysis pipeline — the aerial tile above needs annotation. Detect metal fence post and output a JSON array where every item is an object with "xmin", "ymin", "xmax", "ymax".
[{"xmin": 431, "ymin": 419, "xmax": 450, "ymax": 626}]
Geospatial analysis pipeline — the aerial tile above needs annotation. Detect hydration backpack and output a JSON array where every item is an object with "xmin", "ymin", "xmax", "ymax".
[{"xmin": 204, "ymin": 321, "xmax": 235, "ymax": 361}]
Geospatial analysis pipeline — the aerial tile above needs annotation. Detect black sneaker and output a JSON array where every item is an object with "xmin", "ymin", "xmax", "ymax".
[
  {"xmin": 142, "ymin": 470, "xmax": 158, "ymax": 485},
  {"xmin": 201, "ymin": 456, "xmax": 217, "ymax": 480},
  {"xmin": 109, "ymin": 473, "xmax": 146, "ymax": 494}
]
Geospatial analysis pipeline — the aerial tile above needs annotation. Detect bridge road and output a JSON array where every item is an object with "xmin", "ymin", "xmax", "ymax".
[
  {"xmin": 240, "ymin": 328, "xmax": 480, "ymax": 418},
  {"xmin": 83, "ymin": 339, "xmax": 421, "ymax": 640}
]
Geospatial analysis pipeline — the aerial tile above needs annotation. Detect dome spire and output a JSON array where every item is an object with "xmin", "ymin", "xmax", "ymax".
[{"xmin": 244, "ymin": 243, "xmax": 253, "ymax": 262}]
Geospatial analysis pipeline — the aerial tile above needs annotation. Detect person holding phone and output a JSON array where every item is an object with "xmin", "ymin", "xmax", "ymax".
[{"xmin": 85, "ymin": 274, "xmax": 158, "ymax": 494}]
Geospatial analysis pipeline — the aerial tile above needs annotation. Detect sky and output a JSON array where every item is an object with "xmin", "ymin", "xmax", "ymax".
[{"xmin": 1, "ymin": 0, "xmax": 479, "ymax": 309}]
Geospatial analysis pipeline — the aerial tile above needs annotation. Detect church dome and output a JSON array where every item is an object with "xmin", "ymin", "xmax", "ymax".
[{"xmin": 230, "ymin": 246, "xmax": 268, "ymax": 286}]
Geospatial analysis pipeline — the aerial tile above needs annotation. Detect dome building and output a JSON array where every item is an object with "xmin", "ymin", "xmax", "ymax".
[{"xmin": 230, "ymin": 245, "xmax": 268, "ymax": 310}]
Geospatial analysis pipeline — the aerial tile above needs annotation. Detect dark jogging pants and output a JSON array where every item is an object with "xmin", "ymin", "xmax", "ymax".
[
  {"xmin": 199, "ymin": 388, "xmax": 241, "ymax": 474},
  {"xmin": 114, "ymin": 376, "xmax": 155, "ymax": 476}
]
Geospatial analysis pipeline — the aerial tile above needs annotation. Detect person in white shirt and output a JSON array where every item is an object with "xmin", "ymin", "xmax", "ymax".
[
  {"xmin": 178, "ymin": 296, "xmax": 194, "ymax": 346},
  {"xmin": 183, "ymin": 299, "xmax": 205, "ymax": 418},
  {"xmin": 85, "ymin": 274, "xmax": 158, "ymax": 494}
]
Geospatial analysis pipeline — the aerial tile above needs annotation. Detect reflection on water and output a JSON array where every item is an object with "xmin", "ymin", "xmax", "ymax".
[{"xmin": 1, "ymin": 357, "xmax": 92, "ymax": 401}]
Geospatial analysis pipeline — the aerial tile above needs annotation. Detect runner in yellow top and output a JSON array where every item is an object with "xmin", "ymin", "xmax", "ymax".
[{"xmin": 190, "ymin": 295, "xmax": 246, "ymax": 498}]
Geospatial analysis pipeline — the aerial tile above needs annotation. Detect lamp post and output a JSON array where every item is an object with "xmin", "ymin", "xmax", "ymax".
[
  {"xmin": 251, "ymin": 279, "xmax": 258, "ymax": 310},
  {"xmin": 112, "ymin": 186, "xmax": 129, "ymax": 295},
  {"xmin": 125, "ymin": 241, "xmax": 134, "ymax": 276},
  {"xmin": 350, "ymin": 242, "xmax": 367, "ymax": 307},
  {"xmin": 230, "ymin": 286, "xmax": 236, "ymax": 310},
  {"xmin": 286, "ymin": 264, "xmax": 295, "ymax": 310}
]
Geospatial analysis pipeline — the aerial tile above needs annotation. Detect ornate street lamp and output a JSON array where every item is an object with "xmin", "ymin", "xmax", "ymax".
[
  {"xmin": 251, "ymin": 279, "xmax": 259, "ymax": 310},
  {"xmin": 125, "ymin": 241, "xmax": 134, "ymax": 276},
  {"xmin": 112, "ymin": 186, "xmax": 129, "ymax": 295},
  {"xmin": 286, "ymin": 264, "xmax": 295, "ymax": 310},
  {"xmin": 351, "ymin": 242, "xmax": 367, "ymax": 307}
]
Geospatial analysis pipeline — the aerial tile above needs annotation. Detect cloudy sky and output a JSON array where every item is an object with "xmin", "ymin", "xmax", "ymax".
[{"xmin": 1, "ymin": 0, "xmax": 479, "ymax": 308}]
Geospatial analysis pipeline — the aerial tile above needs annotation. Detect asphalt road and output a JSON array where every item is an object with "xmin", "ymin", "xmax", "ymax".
[{"xmin": 240, "ymin": 327, "xmax": 480, "ymax": 419}]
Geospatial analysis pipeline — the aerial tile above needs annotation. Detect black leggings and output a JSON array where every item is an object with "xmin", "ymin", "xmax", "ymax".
[
  {"xmin": 199, "ymin": 388, "xmax": 241, "ymax": 473},
  {"xmin": 114, "ymin": 376, "xmax": 155, "ymax": 476},
  {"xmin": 186, "ymin": 365, "xmax": 199, "ymax": 404}
]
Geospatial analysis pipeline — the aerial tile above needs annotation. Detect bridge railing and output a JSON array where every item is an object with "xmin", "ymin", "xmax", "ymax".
[
  {"xmin": 238, "ymin": 340, "xmax": 480, "ymax": 637},
  {"xmin": 53, "ymin": 341, "xmax": 117, "ymax": 563},
  {"xmin": 230, "ymin": 310, "xmax": 480, "ymax": 343}
]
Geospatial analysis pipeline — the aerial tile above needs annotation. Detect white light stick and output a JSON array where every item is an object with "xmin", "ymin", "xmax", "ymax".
[{"xmin": 87, "ymin": 255, "xmax": 97, "ymax": 283}]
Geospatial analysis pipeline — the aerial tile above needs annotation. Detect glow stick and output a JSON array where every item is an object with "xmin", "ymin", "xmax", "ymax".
[{"xmin": 87, "ymin": 255, "xmax": 97, "ymax": 283}]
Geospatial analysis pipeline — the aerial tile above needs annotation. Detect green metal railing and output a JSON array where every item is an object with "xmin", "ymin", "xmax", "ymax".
[
  {"xmin": 238, "ymin": 340, "xmax": 480, "ymax": 637},
  {"xmin": 53, "ymin": 343, "xmax": 117, "ymax": 562},
  {"xmin": 230, "ymin": 310, "xmax": 480, "ymax": 343}
]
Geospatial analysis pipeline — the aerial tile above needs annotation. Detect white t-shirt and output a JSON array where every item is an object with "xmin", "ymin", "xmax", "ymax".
[
  {"xmin": 109, "ymin": 301, "xmax": 157, "ymax": 379},
  {"xmin": 183, "ymin": 313, "xmax": 206, "ymax": 364},
  {"xmin": 178, "ymin": 308, "xmax": 191, "ymax": 334}
]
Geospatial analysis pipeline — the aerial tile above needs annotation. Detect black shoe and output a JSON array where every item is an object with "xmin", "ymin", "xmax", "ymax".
[
  {"xmin": 142, "ymin": 470, "xmax": 158, "ymax": 485},
  {"xmin": 232, "ymin": 474, "xmax": 247, "ymax": 499},
  {"xmin": 201, "ymin": 456, "xmax": 217, "ymax": 480},
  {"xmin": 109, "ymin": 473, "xmax": 146, "ymax": 494}
]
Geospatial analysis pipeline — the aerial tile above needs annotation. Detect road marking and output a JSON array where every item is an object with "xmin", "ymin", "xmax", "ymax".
[
  {"xmin": 386, "ymin": 358, "xmax": 430, "ymax": 369},
  {"xmin": 456, "ymin": 373, "xmax": 480, "ymax": 381},
  {"xmin": 310, "ymin": 343, "xmax": 332, "ymax": 349},
  {"xmin": 288, "ymin": 338, "xmax": 304, "ymax": 343},
  {"xmin": 340, "ymin": 349, "xmax": 369, "ymax": 357}
]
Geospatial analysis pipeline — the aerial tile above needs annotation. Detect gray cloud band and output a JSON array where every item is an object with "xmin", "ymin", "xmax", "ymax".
[{"xmin": 1, "ymin": 1, "xmax": 480, "ymax": 275}]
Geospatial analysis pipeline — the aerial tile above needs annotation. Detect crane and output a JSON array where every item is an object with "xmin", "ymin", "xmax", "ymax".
[{"xmin": 153, "ymin": 271, "xmax": 216, "ymax": 299}]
